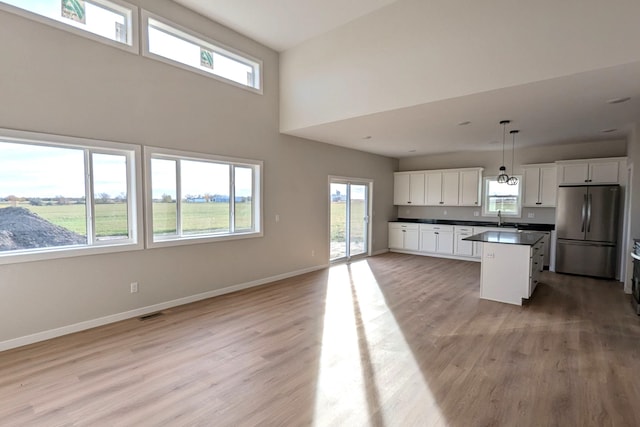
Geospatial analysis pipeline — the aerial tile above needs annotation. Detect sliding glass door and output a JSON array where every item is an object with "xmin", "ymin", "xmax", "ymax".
[{"xmin": 330, "ymin": 178, "xmax": 370, "ymax": 262}]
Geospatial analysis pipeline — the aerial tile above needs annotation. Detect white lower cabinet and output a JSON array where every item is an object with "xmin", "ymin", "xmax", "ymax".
[
  {"xmin": 454, "ymin": 226, "xmax": 474, "ymax": 256},
  {"xmin": 388, "ymin": 223, "xmax": 419, "ymax": 251},
  {"xmin": 419, "ymin": 224, "xmax": 454, "ymax": 254}
]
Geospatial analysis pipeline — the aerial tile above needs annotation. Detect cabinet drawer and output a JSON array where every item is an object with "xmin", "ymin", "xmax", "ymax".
[
  {"xmin": 390, "ymin": 222, "xmax": 419, "ymax": 230},
  {"xmin": 419, "ymin": 224, "xmax": 454, "ymax": 232}
]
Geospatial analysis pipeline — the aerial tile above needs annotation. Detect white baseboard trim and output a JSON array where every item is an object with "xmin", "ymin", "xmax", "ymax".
[
  {"xmin": 0, "ymin": 263, "xmax": 329, "ymax": 353},
  {"xmin": 389, "ymin": 249, "xmax": 481, "ymax": 263},
  {"xmin": 371, "ymin": 248, "xmax": 389, "ymax": 256}
]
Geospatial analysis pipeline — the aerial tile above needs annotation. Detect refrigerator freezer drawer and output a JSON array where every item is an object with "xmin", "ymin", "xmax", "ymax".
[{"xmin": 556, "ymin": 240, "xmax": 617, "ymax": 279}]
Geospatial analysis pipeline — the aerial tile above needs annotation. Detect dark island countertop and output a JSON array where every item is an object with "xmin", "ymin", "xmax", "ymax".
[
  {"xmin": 390, "ymin": 218, "xmax": 555, "ymax": 231},
  {"xmin": 463, "ymin": 231, "xmax": 545, "ymax": 246}
]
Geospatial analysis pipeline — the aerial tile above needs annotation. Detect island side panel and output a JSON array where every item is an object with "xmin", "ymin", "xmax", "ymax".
[{"xmin": 480, "ymin": 242, "xmax": 531, "ymax": 306}]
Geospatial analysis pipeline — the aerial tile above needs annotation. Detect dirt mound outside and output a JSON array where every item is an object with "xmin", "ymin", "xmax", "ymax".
[{"xmin": 0, "ymin": 207, "xmax": 86, "ymax": 251}]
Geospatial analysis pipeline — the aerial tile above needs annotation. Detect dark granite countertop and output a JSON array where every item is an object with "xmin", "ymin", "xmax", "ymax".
[
  {"xmin": 390, "ymin": 218, "xmax": 555, "ymax": 231},
  {"xmin": 463, "ymin": 231, "xmax": 545, "ymax": 246}
]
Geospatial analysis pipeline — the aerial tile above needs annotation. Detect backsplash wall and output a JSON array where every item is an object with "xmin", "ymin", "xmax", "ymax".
[{"xmin": 397, "ymin": 206, "xmax": 557, "ymax": 224}]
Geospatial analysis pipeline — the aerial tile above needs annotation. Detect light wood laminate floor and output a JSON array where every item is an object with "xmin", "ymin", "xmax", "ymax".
[{"xmin": 2, "ymin": 253, "xmax": 640, "ymax": 426}]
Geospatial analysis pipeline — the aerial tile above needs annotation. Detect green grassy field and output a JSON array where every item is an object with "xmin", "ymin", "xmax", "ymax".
[
  {"xmin": 330, "ymin": 200, "xmax": 365, "ymax": 242},
  {"xmin": 1, "ymin": 201, "xmax": 252, "ymax": 236}
]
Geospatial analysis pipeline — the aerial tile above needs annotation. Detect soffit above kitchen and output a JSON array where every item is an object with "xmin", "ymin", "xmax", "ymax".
[{"xmin": 174, "ymin": 0, "xmax": 640, "ymax": 159}]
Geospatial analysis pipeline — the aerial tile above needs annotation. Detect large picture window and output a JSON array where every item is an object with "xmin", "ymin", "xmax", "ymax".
[
  {"xmin": 145, "ymin": 147, "xmax": 262, "ymax": 247},
  {"xmin": 0, "ymin": 0, "xmax": 138, "ymax": 52},
  {"xmin": 0, "ymin": 129, "xmax": 142, "ymax": 264}
]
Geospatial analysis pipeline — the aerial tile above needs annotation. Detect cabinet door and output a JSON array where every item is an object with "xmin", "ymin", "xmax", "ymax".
[
  {"xmin": 589, "ymin": 161, "xmax": 619, "ymax": 184},
  {"xmin": 459, "ymin": 170, "xmax": 481, "ymax": 206},
  {"xmin": 539, "ymin": 166, "xmax": 557, "ymax": 206},
  {"xmin": 393, "ymin": 174, "xmax": 411, "ymax": 205},
  {"xmin": 455, "ymin": 232, "xmax": 473, "ymax": 256},
  {"xmin": 522, "ymin": 167, "xmax": 541, "ymax": 207},
  {"xmin": 405, "ymin": 229, "xmax": 420, "ymax": 251},
  {"xmin": 409, "ymin": 173, "xmax": 425, "ymax": 205},
  {"xmin": 559, "ymin": 163, "xmax": 589, "ymax": 184},
  {"xmin": 420, "ymin": 230, "xmax": 437, "ymax": 252},
  {"xmin": 441, "ymin": 172, "xmax": 459, "ymax": 205},
  {"xmin": 436, "ymin": 231, "xmax": 455, "ymax": 254},
  {"xmin": 425, "ymin": 172, "xmax": 443, "ymax": 205},
  {"xmin": 388, "ymin": 225, "xmax": 404, "ymax": 249}
]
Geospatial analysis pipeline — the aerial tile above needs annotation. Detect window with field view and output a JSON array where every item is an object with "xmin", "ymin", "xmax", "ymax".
[
  {"xmin": 483, "ymin": 176, "xmax": 522, "ymax": 217},
  {"xmin": 144, "ymin": 12, "xmax": 262, "ymax": 92},
  {"xmin": 0, "ymin": 130, "xmax": 141, "ymax": 262},
  {"xmin": 146, "ymin": 148, "xmax": 261, "ymax": 246},
  {"xmin": 0, "ymin": 0, "xmax": 137, "ymax": 50}
]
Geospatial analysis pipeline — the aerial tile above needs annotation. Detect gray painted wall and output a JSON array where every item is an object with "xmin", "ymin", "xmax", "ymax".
[{"xmin": 0, "ymin": 1, "xmax": 397, "ymax": 344}]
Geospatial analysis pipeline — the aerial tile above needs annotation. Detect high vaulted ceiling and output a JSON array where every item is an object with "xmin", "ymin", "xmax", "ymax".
[
  {"xmin": 172, "ymin": 0, "xmax": 399, "ymax": 52},
  {"xmin": 174, "ymin": 0, "xmax": 640, "ymax": 159}
]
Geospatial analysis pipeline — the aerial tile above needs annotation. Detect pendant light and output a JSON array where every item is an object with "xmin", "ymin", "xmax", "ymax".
[
  {"xmin": 497, "ymin": 120, "xmax": 510, "ymax": 183},
  {"xmin": 507, "ymin": 130, "xmax": 519, "ymax": 185}
]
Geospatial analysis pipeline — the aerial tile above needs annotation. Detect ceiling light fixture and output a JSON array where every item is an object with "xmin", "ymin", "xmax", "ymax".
[
  {"xmin": 497, "ymin": 120, "xmax": 511, "ymax": 184},
  {"xmin": 507, "ymin": 130, "xmax": 519, "ymax": 186}
]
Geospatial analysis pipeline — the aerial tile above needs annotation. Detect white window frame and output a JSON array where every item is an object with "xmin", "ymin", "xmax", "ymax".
[
  {"xmin": 482, "ymin": 175, "xmax": 523, "ymax": 218},
  {"xmin": 0, "ymin": 0, "xmax": 139, "ymax": 54},
  {"xmin": 144, "ymin": 146, "xmax": 263, "ymax": 249},
  {"xmin": 0, "ymin": 128, "xmax": 143, "ymax": 265},
  {"xmin": 141, "ymin": 10, "xmax": 263, "ymax": 94}
]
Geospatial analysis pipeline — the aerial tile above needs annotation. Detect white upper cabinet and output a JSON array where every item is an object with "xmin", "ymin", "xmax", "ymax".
[
  {"xmin": 424, "ymin": 167, "xmax": 482, "ymax": 206},
  {"xmin": 394, "ymin": 167, "xmax": 482, "ymax": 206},
  {"xmin": 393, "ymin": 172, "xmax": 425, "ymax": 205},
  {"xmin": 458, "ymin": 169, "xmax": 483, "ymax": 206},
  {"xmin": 426, "ymin": 171, "xmax": 456, "ymax": 206},
  {"xmin": 522, "ymin": 164, "xmax": 557, "ymax": 207},
  {"xmin": 442, "ymin": 172, "xmax": 460, "ymax": 205},
  {"xmin": 425, "ymin": 172, "xmax": 443, "ymax": 205},
  {"xmin": 556, "ymin": 158, "xmax": 624, "ymax": 185}
]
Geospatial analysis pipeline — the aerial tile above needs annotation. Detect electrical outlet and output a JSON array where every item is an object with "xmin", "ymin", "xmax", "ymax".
[
  {"xmin": 528, "ymin": 212, "xmax": 535, "ymax": 218},
  {"xmin": 130, "ymin": 282, "xmax": 138, "ymax": 293},
  {"xmin": 275, "ymin": 214, "xmax": 280, "ymax": 223},
  {"xmin": 443, "ymin": 210, "xmax": 448, "ymax": 216},
  {"xmin": 311, "ymin": 250, "xmax": 315, "ymax": 257},
  {"xmin": 473, "ymin": 211, "xmax": 480, "ymax": 217}
]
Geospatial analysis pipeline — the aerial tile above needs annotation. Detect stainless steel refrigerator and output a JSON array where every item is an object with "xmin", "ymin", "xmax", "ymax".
[{"xmin": 555, "ymin": 185, "xmax": 619, "ymax": 278}]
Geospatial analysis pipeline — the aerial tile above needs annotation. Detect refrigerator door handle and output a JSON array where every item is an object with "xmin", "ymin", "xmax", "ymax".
[
  {"xmin": 586, "ymin": 193, "xmax": 592, "ymax": 232},
  {"xmin": 581, "ymin": 194, "xmax": 587, "ymax": 232}
]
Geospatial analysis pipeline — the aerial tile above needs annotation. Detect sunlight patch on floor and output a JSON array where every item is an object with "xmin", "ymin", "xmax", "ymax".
[{"xmin": 313, "ymin": 260, "xmax": 447, "ymax": 427}]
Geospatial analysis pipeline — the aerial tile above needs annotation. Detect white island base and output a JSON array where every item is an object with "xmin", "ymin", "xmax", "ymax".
[{"xmin": 480, "ymin": 242, "xmax": 542, "ymax": 305}]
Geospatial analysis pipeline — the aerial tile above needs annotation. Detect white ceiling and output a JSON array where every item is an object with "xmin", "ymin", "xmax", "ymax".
[{"xmin": 173, "ymin": 0, "xmax": 640, "ymax": 159}]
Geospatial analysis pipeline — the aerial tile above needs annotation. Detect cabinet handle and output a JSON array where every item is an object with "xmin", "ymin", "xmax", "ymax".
[
  {"xmin": 408, "ymin": 201, "xmax": 412, "ymax": 204},
  {"xmin": 435, "ymin": 232, "xmax": 439, "ymax": 235},
  {"xmin": 402, "ymin": 230, "xmax": 406, "ymax": 233},
  {"xmin": 439, "ymin": 201, "xmax": 444, "ymax": 204},
  {"xmin": 536, "ymin": 202, "xmax": 542, "ymax": 205},
  {"xmin": 474, "ymin": 202, "xmax": 478, "ymax": 205}
]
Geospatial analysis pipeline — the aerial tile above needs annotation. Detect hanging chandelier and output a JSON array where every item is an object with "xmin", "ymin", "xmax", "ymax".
[
  {"xmin": 507, "ymin": 130, "xmax": 519, "ymax": 185},
  {"xmin": 497, "ymin": 120, "xmax": 510, "ymax": 183}
]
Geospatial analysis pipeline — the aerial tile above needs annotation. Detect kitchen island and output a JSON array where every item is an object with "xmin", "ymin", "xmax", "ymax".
[{"xmin": 464, "ymin": 231, "xmax": 545, "ymax": 306}]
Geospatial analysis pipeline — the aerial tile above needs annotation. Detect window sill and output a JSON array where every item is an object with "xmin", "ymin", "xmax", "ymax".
[
  {"xmin": 0, "ymin": 241, "xmax": 144, "ymax": 265},
  {"xmin": 146, "ymin": 230, "xmax": 263, "ymax": 249}
]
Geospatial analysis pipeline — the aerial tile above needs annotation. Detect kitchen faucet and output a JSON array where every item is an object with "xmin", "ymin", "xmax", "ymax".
[{"xmin": 497, "ymin": 210, "xmax": 502, "ymax": 226}]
